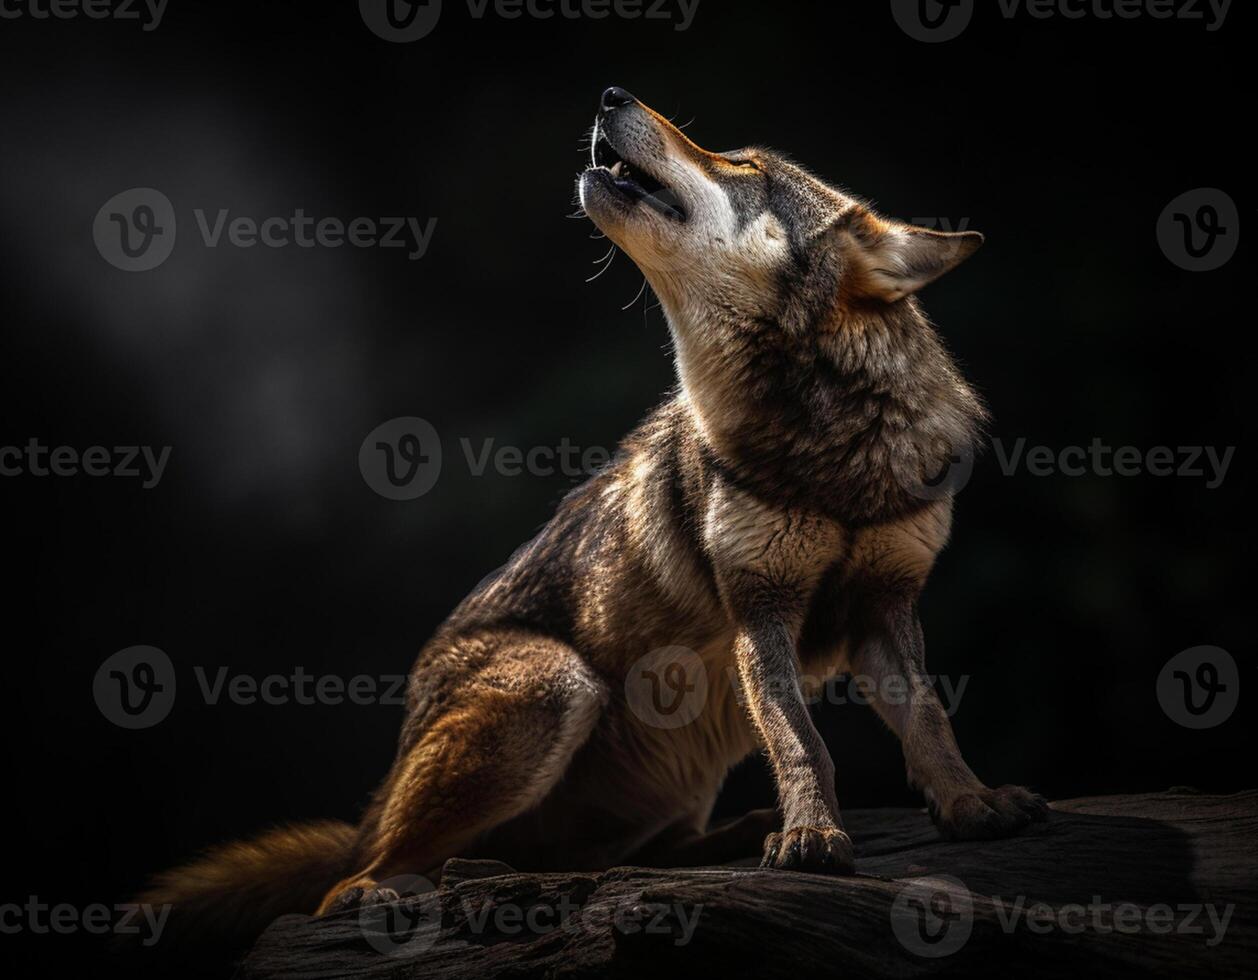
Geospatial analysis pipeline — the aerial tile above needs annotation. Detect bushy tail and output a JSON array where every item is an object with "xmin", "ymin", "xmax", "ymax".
[{"xmin": 126, "ymin": 820, "xmax": 357, "ymax": 974}]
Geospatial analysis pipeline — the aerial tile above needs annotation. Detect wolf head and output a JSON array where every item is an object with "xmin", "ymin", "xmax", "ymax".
[
  {"xmin": 578, "ymin": 87, "xmax": 987, "ymax": 523},
  {"xmin": 578, "ymin": 87, "xmax": 982, "ymax": 316}
]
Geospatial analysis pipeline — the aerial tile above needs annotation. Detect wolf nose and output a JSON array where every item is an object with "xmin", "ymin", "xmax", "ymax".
[{"xmin": 601, "ymin": 86, "xmax": 636, "ymax": 111}]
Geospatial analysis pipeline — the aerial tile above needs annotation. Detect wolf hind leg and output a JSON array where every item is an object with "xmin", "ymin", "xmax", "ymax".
[{"xmin": 316, "ymin": 630, "xmax": 606, "ymax": 914}]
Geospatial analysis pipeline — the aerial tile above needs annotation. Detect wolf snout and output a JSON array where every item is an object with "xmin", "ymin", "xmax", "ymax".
[{"xmin": 600, "ymin": 86, "xmax": 637, "ymax": 112}]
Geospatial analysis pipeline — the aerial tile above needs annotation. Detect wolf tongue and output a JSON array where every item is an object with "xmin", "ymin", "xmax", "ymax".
[{"xmin": 615, "ymin": 176, "xmax": 645, "ymax": 200}]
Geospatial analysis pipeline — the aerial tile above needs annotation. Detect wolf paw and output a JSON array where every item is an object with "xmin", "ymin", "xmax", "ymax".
[
  {"xmin": 316, "ymin": 881, "xmax": 401, "ymax": 916},
  {"xmin": 317, "ymin": 869, "xmax": 439, "ymax": 916},
  {"xmin": 933, "ymin": 784, "xmax": 1049, "ymax": 841},
  {"xmin": 760, "ymin": 826, "xmax": 855, "ymax": 874}
]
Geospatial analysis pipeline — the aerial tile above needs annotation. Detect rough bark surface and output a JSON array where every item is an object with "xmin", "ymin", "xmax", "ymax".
[{"xmin": 240, "ymin": 789, "xmax": 1256, "ymax": 978}]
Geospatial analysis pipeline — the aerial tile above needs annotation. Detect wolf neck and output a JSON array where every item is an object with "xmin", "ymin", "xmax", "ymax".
[{"xmin": 665, "ymin": 297, "xmax": 986, "ymax": 526}]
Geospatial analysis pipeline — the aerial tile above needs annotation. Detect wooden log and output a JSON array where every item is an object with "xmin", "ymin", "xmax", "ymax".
[{"xmin": 239, "ymin": 789, "xmax": 1257, "ymax": 978}]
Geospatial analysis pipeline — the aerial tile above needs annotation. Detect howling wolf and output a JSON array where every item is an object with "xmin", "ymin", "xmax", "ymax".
[{"xmin": 139, "ymin": 86, "xmax": 1045, "ymax": 961}]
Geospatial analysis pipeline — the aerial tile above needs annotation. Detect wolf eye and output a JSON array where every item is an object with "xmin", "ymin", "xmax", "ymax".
[{"xmin": 728, "ymin": 159, "xmax": 761, "ymax": 171}]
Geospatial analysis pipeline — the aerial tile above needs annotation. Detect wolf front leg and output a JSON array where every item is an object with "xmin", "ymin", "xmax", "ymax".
[
  {"xmin": 851, "ymin": 595, "xmax": 1048, "ymax": 839},
  {"xmin": 732, "ymin": 615, "xmax": 855, "ymax": 874}
]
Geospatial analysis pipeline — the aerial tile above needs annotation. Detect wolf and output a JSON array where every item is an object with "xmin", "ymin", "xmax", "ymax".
[{"xmin": 140, "ymin": 86, "xmax": 1046, "ymax": 956}]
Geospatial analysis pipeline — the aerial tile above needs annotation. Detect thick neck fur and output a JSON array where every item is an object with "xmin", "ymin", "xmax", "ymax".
[{"xmin": 660, "ymin": 277, "xmax": 986, "ymax": 527}]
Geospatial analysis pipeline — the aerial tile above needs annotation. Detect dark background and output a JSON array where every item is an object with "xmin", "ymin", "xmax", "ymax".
[{"xmin": 0, "ymin": 0, "xmax": 1250, "ymax": 973}]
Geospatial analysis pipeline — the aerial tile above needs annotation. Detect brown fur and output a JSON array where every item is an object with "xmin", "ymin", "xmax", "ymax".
[
  {"xmin": 132, "ymin": 821, "xmax": 355, "ymax": 966},
  {"xmin": 140, "ymin": 89, "xmax": 1046, "ymax": 956}
]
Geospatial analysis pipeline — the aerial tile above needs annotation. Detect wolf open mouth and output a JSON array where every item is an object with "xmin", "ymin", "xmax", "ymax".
[{"xmin": 589, "ymin": 127, "xmax": 687, "ymax": 222}]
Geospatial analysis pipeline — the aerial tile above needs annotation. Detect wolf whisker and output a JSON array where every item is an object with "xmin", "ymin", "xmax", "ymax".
[
  {"xmin": 585, "ymin": 247, "xmax": 618, "ymax": 282},
  {"xmin": 621, "ymin": 276, "xmax": 649, "ymax": 311}
]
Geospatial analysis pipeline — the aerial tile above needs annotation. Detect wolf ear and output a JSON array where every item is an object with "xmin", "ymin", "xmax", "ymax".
[{"xmin": 840, "ymin": 217, "xmax": 984, "ymax": 303}]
